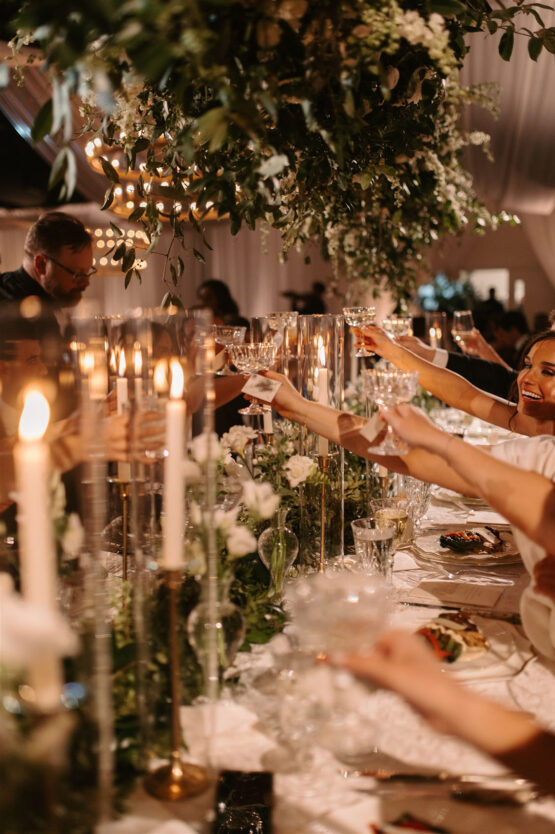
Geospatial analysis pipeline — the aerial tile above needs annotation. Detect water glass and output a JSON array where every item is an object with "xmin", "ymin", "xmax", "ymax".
[
  {"xmin": 395, "ymin": 474, "xmax": 432, "ymax": 532},
  {"xmin": 369, "ymin": 498, "xmax": 412, "ymax": 548},
  {"xmin": 351, "ymin": 517, "xmax": 396, "ymax": 583}
]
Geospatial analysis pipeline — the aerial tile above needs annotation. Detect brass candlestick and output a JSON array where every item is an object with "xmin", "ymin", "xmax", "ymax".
[
  {"xmin": 318, "ymin": 455, "xmax": 330, "ymax": 573},
  {"xmin": 144, "ymin": 570, "xmax": 209, "ymax": 800}
]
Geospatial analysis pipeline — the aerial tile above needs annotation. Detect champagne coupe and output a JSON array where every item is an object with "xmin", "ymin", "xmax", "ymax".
[
  {"xmin": 382, "ymin": 315, "xmax": 413, "ymax": 338},
  {"xmin": 362, "ymin": 368, "xmax": 419, "ymax": 454},
  {"xmin": 229, "ymin": 342, "xmax": 276, "ymax": 415},
  {"xmin": 343, "ymin": 306, "xmax": 376, "ymax": 357},
  {"xmin": 451, "ymin": 311, "xmax": 475, "ymax": 350},
  {"xmin": 266, "ymin": 311, "xmax": 298, "ymax": 377},
  {"xmin": 212, "ymin": 325, "xmax": 246, "ymax": 375}
]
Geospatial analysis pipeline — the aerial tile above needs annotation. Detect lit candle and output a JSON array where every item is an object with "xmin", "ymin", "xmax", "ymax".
[
  {"xmin": 429, "ymin": 327, "xmax": 439, "ymax": 349},
  {"xmin": 116, "ymin": 348, "xmax": 128, "ymax": 414},
  {"xmin": 316, "ymin": 339, "xmax": 329, "ymax": 456},
  {"xmin": 116, "ymin": 349, "xmax": 131, "ymax": 481},
  {"xmin": 133, "ymin": 343, "xmax": 143, "ymax": 404},
  {"xmin": 263, "ymin": 409, "xmax": 273, "ymax": 435},
  {"xmin": 162, "ymin": 359, "xmax": 186, "ymax": 570},
  {"xmin": 15, "ymin": 390, "xmax": 63, "ymax": 712}
]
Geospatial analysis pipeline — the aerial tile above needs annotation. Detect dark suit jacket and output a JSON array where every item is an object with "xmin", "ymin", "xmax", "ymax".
[{"xmin": 446, "ymin": 352, "xmax": 517, "ymax": 400}]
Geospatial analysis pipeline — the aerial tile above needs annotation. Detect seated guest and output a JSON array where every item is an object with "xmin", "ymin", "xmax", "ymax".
[{"xmin": 492, "ymin": 310, "xmax": 530, "ymax": 368}]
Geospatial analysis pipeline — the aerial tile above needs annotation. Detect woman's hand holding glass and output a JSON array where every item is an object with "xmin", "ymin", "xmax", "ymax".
[{"xmin": 379, "ymin": 403, "xmax": 450, "ymax": 456}]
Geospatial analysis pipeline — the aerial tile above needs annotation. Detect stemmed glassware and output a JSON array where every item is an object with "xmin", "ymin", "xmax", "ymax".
[
  {"xmin": 451, "ymin": 311, "xmax": 475, "ymax": 349},
  {"xmin": 382, "ymin": 315, "xmax": 413, "ymax": 338},
  {"xmin": 229, "ymin": 342, "xmax": 276, "ymax": 415},
  {"xmin": 343, "ymin": 306, "xmax": 376, "ymax": 356},
  {"xmin": 362, "ymin": 367, "xmax": 419, "ymax": 454},
  {"xmin": 212, "ymin": 325, "xmax": 247, "ymax": 375},
  {"xmin": 351, "ymin": 517, "xmax": 396, "ymax": 583}
]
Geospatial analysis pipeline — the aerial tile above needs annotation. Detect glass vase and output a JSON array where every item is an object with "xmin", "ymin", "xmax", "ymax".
[
  {"xmin": 187, "ymin": 576, "xmax": 246, "ymax": 689},
  {"xmin": 257, "ymin": 508, "xmax": 299, "ymax": 597}
]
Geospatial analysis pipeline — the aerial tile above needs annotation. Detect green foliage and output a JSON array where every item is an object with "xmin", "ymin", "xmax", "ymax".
[{"xmin": 6, "ymin": 0, "xmax": 554, "ymax": 298}]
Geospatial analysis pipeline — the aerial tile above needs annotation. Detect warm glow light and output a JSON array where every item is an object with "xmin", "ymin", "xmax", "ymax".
[
  {"xmin": 19, "ymin": 391, "xmax": 50, "ymax": 441},
  {"xmin": 318, "ymin": 337, "xmax": 326, "ymax": 367},
  {"xmin": 169, "ymin": 359, "xmax": 184, "ymax": 399},
  {"xmin": 109, "ymin": 348, "xmax": 117, "ymax": 374},
  {"xmin": 154, "ymin": 359, "xmax": 168, "ymax": 393},
  {"xmin": 118, "ymin": 348, "xmax": 127, "ymax": 377},
  {"xmin": 80, "ymin": 351, "xmax": 95, "ymax": 375},
  {"xmin": 133, "ymin": 344, "xmax": 143, "ymax": 376}
]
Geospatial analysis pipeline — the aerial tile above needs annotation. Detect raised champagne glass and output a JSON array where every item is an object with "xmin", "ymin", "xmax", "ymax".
[
  {"xmin": 362, "ymin": 367, "xmax": 419, "ymax": 454},
  {"xmin": 212, "ymin": 325, "xmax": 246, "ymax": 375},
  {"xmin": 451, "ymin": 311, "xmax": 474, "ymax": 350},
  {"xmin": 382, "ymin": 315, "xmax": 413, "ymax": 338},
  {"xmin": 343, "ymin": 306, "xmax": 376, "ymax": 357},
  {"xmin": 229, "ymin": 342, "xmax": 276, "ymax": 416}
]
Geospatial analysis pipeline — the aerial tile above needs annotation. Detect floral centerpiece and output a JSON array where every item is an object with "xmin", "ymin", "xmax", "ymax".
[{"xmin": 6, "ymin": 1, "xmax": 553, "ymax": 301}]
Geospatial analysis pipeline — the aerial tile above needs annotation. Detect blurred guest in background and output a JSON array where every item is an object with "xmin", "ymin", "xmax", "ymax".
[
  {"xmin": 282, "ymin": 281, "xmax": 327, "ymax": 315},
  {"xmin": 197, "ymin": 279, "xmax": 248, "ymax": 327},
  {"xmin": 492, "ymin": 310, "xmax": 530, "ymax": 368}
]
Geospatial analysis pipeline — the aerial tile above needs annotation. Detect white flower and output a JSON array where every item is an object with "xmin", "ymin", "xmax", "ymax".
[
  {"xmin": 182, "ymin": 459, "xmax": 202, "ymax": 482},
  {"xmin": 223, "ymin": 452, "xmax": 249, "ymax": 481},
  {"xmin": 225, "ymin": 524, "xmax": 257, "ymax": 557},
  {"xmin": 0, "ymin": 587, "xmax": 79, "ymax": 668},
  {"xmin": 61, "ymin": 513, "xmax": 84, "ymax": 557},
  {"xmin": 189, "ymin": 432, "xmax": 222, "ymax": 463},
  {"xmin": 190, "ymin": 501, "xmax": 239, "ymax": 530},
  {"xmin": 284, "ymin": 454, "xmax": 316, "ymax": 488},
  {"xmin": 221, "ymin": 425, "xmax": 258, "ymax": 455},
  {"xmin": 242, "ymin": 481, "xmax": 280, "ymax": 520}
]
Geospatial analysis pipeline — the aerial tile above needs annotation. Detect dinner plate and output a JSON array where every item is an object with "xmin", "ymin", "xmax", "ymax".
[
  {"xmin": 394, "ymin": 607, "xmax": 532, "ymax": 681},
  {"xmin": 413, "ymin": 529, "xmax": 521, "ymax": 567}
]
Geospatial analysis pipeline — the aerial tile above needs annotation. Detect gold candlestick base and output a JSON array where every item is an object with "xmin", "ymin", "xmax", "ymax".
[{"xmin": 144, "ymin": 752, "xmax": 209, "ymax": 801}]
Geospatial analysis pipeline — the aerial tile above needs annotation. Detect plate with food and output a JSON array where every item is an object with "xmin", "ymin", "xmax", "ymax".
[
  {"xmin": 393, "ymin": 608, "xmax": 532, "ymax": 681},
  {"xmin": 413, "ymin": 527, "xmax": 520, "ymax": 567}
]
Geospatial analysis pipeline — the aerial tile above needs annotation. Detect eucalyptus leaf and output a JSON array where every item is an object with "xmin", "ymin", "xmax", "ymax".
[
  {"xmin": 122, "ymin": 247, "xmax": 136, "ymax": 271},
  {"xmin": 528, "ymin": 37, "xmax": 543, "ymax": 61},
  {"xmin": 192, "ymin": 247, "xmax": 206, "ymax": 263},
  {"xmin": 31, "ymin": 99, "xmax": 53, "ymax": 144},
  {"xmin": 100, "ymin": 155, "xmax": 120, "ymax": 183},
  {"xmin": 101, "ymin": 185, "xmax": 115, "ymax": 211},
  {"xmin": 499, "ymin": 28, "xmax": 515, "ymax": 61}
]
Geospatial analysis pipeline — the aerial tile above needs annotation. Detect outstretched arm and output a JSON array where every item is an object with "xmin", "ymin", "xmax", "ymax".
[
  {"xmin": 359, "ymin": 325, "xmax": 518, "ymax": 430},
  {"xmin": 382, "ymin": 403, "xmax": 555, "ymax": 552},
  {"xmin": 329, "ymin": 630, "xmax": 555, "ymax": 796},
  {"xmin": 262, "ymin": 371, "xmax": 480, "ymax": 496}
]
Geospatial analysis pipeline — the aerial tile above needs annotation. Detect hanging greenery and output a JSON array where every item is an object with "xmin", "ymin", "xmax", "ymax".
[{"xmin": 4, "ymin": 0, "xmax": 554, "ymax": 300}]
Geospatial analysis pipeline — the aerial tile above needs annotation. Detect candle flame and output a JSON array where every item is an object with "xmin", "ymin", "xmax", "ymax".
[
  {"xmin": 109, "ymin": 348, "xmax": 117, "ymax": 374},
  {"xmin": 118, "ymin": 348, "xmax": 126, "ymax": 377},
  {"xmin": 154, "ymin": 359, "xmax": 168, "ymax": 393},
  {"xmin": 19, "ymin": 390, "xmax": 50, "ymax": 441},
  {"xmin": 169, "ymin": 358, "xmax": 184, "ymax": 399},
  {"xmin": 80, "ymin": 350, "xmax": 94, "ymax": 375},
  {"xmin": 133, "ymin": 343, "xmax": 143, "ymax": 376},
  {"xmin": 318, "ymin": 336, "xmax": 326, "ymax": 367}
]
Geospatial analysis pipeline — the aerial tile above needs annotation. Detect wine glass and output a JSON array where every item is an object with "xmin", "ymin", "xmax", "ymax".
[
  {"xmin": 343, "ymin": 306, "xmax": 376, "ymax": 357},
  {"xmin": 382, "ymin": 315, "xmax": 413, "ymax": 338},
  {"xmin": 229, "ymin": 342, "xmax": 276, "ymax": 415},
  {"xmin": 362, "ymin": 367, "xmax": 419, "ymax": 454},
  {"xmin": 395, "ymin": 474, "xmax": 432, "ymax": 534},
  {"xmin": 212, "ymin": 325, "xmax": 246, "ymax": 375},
  {"xmin": 451, "ymin": 311, "xmax": 474, "ymax": 350}
]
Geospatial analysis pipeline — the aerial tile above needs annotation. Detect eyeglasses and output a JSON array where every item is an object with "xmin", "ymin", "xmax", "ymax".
[{"xmin": 47, "ymin": 256, "xmax": 97, "ymax": 281}]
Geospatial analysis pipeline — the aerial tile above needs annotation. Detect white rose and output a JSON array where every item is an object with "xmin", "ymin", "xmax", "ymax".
[
  {"xmin": 61, "ymin": 513, "xmax": 84, "ymax": 557},
  {"xmin": 225, "ymin": 524, "xmax": 257, "ymax": 558},
  {"xmin": 182, "ymin": 459, "xmax": 202, "ymax": 482},
  {"xmin": 221, "ymin": 425, "xmax": 258, "ymax": 455},
  {"xmin": 0, "ymin": 591, "xmax": 79, "ymax": 668},
  {"xmin": 242, "ymin": 481, "xmax": 280, "ymax": 520},
  {"xmin": 284, "ymin": 454, "xmax": 316, "ymax": 488},
  {"xmin": 189, "ymin": 502, "xmax": 238, "ymax": 530},
  {"xmin": 189, "ymin": 432, "xmax": 222, "ymax": 463}
]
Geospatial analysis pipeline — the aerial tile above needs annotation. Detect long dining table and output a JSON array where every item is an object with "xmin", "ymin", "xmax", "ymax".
[{"xmin": 101, "ymin": 479, "xmax": 555, "ymax": 834}]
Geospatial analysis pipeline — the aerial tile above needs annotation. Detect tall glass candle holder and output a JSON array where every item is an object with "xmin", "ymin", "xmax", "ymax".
[
  {"xmin": 298, "ymin": 315, "xmax": 344, "ymax": 569},
  {"xmin": 425, "ymin": 311, "xmax": 447, "ymax": 349}
]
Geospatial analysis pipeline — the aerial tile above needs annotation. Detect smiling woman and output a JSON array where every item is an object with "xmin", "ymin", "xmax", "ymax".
[{"xmin": 515, "ymin": 332, "xmax": 555, "ymax": 422}]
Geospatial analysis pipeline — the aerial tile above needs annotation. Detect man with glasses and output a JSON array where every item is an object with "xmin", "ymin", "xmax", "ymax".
[{"xmin": 0, "ymin": 211, "xmax": 95, "ymax": 311}]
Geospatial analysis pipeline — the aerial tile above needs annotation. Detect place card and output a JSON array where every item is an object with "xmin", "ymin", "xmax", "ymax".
[
  {"xmin": 359, "ymin": 412, "xmax": 386, "ymax": 444},
  {"xmin": 404, "ymin": 579, "xmax": 503, "ymax": 609},
  {"xmin": 242, "ymin": 373, "xmax": 282, "ymax": 403}
]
